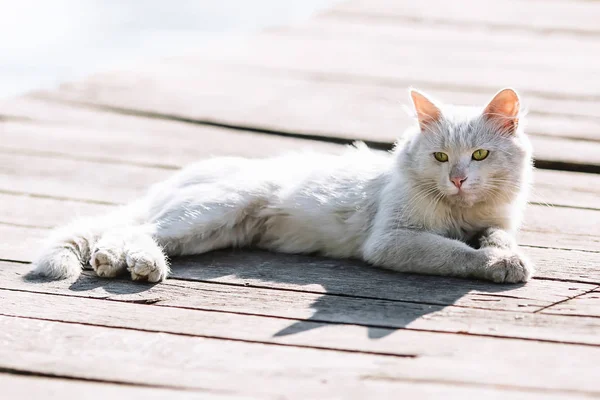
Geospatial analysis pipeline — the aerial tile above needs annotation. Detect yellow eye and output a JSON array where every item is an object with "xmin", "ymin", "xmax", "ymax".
[
  {"xmin": 433, "ymin": 152, "xmax": 448, "ymax": 162},
  {"xmin": 472, "ymin": 149, "xmax": 489, "ymax": 161}
]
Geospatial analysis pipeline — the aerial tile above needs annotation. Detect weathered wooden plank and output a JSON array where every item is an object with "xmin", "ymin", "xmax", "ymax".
[
  {"xmin": 0, "ymin": 192, "xmax": 112, "ymax": 229},
  {"xmin": 5, "ymin": 374, "xmax": 570, "ymax": 400},
  {"xmin": 34, "ymin": 65, "xmax": 600, "ymax": 175},
  {"xmin": 166, "ymin": 252, "xmax": 599, "ymax": 309},
  {"xmin": 519, "ymin": 205, "xmax": 600, "ymax": 252},
  {"xmin": 0, "ymin": 225, "xmax": 47, "ymax": 261},
  {"xmin": 334, "ymin": 0, "xmax": 600, "ymax": 36},
  {"xmin": 0, "ymin": 117, "xmax": 341, "ymax": 169},
  {"xmin": 2, "ymin": 261, "xmax": 599, "ymax": 345},
  {"xmin": 521, "ymin": 247, "xmax": 600, "ymax": 284},
  {"xmin": 541, "ymin": 290, "xmax": 600, "ymax": 318},
  {"xmin": 1, "ymin": 289, "xmax": 599, "ymax": 397},
  {"xmin": 9, "ymin": 315, "xmax": 597, "ymax": 400},
  {"xmin": 0, "ymin": 122, "xmax": 338, "ymax": 169},
  {"xmin": 0, "ymin": 373, "xmax": 248, "ymax": 400},
  {"xmin": 177, "ymin": 34, "xmax": 600, "ymax": 102},
  {"xmin": 256, "ymin": 23, "xmax": 599, "ymax": 77},
  {"xmin": 531, "ymin": 170, "xmax": 600, "ymax": 210},
  {"xmin": 37, "ymin": 64, "xmax": 600, "ymax": 144},
  {"xmin": 0, "ymin": 153, "xmax": 170, "ymax": 204},
  {"xmin": 1, "ymin": 252, "xmax": 591, "ymax": 314},
  {"xmin": 167, "ymin": 247, "xmax": 600, "ymax": 294},
  {"xmin": 305, "ymin": 13, "xmax": 600, "ymax": 60},
  {"xmin": 7, "ymin": 82, "xmax": 600, "ymax": 142},
  {"xmin": 0, "ymin": 315, "xmax": 414, "ymax": 399}
]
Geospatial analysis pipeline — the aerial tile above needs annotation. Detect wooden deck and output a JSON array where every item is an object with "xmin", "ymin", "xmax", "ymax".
[{"xmin": 1, "ymin": 0, "xmax": 600, "ymax": 398}]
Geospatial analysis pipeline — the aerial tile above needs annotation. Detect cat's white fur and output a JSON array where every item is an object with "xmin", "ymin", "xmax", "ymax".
[{"xmin": 33, "ymin": 88, "xmax": 534, "ymax": 284}]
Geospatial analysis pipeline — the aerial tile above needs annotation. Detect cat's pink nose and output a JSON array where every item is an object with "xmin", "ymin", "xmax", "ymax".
[{"xmin": 450, "ymin": 176, "xmax": 467, "ymax": 189}]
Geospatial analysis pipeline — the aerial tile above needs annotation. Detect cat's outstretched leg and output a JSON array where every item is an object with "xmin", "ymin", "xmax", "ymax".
[
  {"xmin": 363, "ymin": 228, "xmax": 534, "ymax": 283},
  {"xmin": 33, "ymin": 203, "xmax": 158, "ymax": 281},
  {"xmin": 33, "ymin": 217, "xmax": 106, "ymax": 280},
  {"xmin": 477, "ymin": 227, "xmax": 517, "ymax": 250},
  {"xmin": 90, "ymin": 227, "xmax": 169, "ymax": 282}
]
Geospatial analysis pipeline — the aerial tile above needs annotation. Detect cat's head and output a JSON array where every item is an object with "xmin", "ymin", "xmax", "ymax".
[{"xmin": 399, "ymin": 88, "xmax": 533, "ymax": 208}]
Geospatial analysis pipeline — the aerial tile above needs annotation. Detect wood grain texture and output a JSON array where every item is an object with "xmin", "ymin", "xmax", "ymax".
[
  {"xmin": 303, "ymin": 14, "xmax": 600, "ymax": 64},
  {"xmin": 1, "ymin": 289, "xmax": 599, "ymax": 397},
  {"xmin": 334, "ymin": 0, "xmax": 600, "ymax": 35},
  {"xmin": 34, "ymin": 64, "xmax": 600, "ymax": 174},
  {"xmin": 1, "ymin": 261, "xmax": 599, "ymax": 345},
  {"xmin": 1, "ymin": 253, "xmax": 594, "ymax": 313},
  {"xmin": 541, "ymin": 290, "xmax": 600, "ymax": 318},
  {"xmin": 5, "ymin": 374, "xmax": 574, "ymax": 400},
  {"xmin": 0, "ymin": 114, "xmax": 341, "ymax": 169},
  {"xmin": 0, "ymin": 314, "xmax": 417, "ymax": 399},
  {"xmin": 0, "ymin": 374, "xmax": 248, "ymax": 400},
  {"xmin": 521, "ymin": 247, "xmax": 600, "ymax": 285},
  {"xmin": 0, "ymin": 192, "xmax": 112, "ymax": 229},
  {"xmin": 519, "ymin": 205, "xmax": 600, "ymax": 252},
  {"xmin": 31, "ymin": 65, "xmax": 600, "ymax": 142},
  {"xmin": 190, "ymin": 33, "xmax": 600, "ymax": 99},
  {"xmin": 35, "ymin": 61, "xmax": 600, "ymax": 144},
  {"xmin": 10, "ymin": 314, "xmax": 597, "ymax": 400},
  {"xmin": 0, "ymin": 224, "xmax": 47, "ymax": 261}
]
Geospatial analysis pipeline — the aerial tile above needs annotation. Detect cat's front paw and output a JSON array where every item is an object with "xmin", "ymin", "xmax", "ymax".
[{"xmin": 481, "ymin": 248, "xmax": 534, "ymax": 283}]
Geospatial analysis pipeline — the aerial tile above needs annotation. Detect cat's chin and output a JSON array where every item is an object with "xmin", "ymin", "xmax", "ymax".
[{"xmin": 445, "ymin": 191, "xmax": 480, "ymax": 208}]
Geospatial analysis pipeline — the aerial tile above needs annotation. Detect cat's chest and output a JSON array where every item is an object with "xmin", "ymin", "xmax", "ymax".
[{"xmin": 433, "ymin": 208, "xmax": 504, "ymax": 241}]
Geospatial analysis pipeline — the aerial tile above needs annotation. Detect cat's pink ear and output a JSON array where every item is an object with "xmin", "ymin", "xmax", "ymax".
[
  {"xmin": 483, "ymin": 88, "xmax": 520, "ymax": 135},
  {"xmin": 410, "ymin": 89, "xmax": 441, "ymax": 132}
]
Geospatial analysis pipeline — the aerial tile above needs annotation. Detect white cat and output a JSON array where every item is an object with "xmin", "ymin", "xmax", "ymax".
[{"xmin": 33, "ymin": 88, "xmax": 534, "ymax": 284}]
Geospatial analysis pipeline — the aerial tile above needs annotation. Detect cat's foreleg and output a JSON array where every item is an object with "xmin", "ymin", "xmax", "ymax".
[
  {"xmin": 363, "ymin": 229, "xmax": 534, "ymax": 283},
  {"xmin": 477, "ymin": 227, "xmax": 517, "ymax": 250}
]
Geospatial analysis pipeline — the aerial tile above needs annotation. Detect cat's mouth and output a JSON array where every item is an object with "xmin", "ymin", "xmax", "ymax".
[{"xmin": 446, "ymin": 188, "xmax": 479, "ymax": 207}]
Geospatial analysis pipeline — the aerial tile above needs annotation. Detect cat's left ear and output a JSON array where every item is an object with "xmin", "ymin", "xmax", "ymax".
[{"xmin": 483, "ymin": 88, "xmax": 521, "ymax": 135}]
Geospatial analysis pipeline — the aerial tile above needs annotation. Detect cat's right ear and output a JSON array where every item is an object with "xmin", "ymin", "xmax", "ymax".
[{"xmin": 410, "ymin": 89, "xmax": 442, "ymax": 133}]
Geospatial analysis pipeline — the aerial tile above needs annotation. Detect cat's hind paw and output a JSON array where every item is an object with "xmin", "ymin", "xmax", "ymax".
[
  {"xmin": 126, "ymin": 242, "xmax": 169, "ymax": 283},
  {"xmin": 90, "ymin": 246, "xmax": 127, "ymax": 278}
]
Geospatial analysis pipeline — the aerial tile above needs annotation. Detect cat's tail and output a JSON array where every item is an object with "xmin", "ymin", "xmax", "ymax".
[{"xmin": 32, "ymin": 216, "xmax": 109, "ymax": 280}]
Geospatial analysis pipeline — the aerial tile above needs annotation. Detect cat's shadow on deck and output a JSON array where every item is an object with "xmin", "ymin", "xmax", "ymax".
[
  {"xmin": 52, "ymin": 249, "xmax": 523, "ymax": 340},
  {"xmin": 167, "ymin": 249, "xmax": 523, "ymax": 340}
]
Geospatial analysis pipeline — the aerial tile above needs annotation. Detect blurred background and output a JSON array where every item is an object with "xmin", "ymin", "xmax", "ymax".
[{"xmin": 0, "ymin": 0, "xmax": 337, "ymax": 98}]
